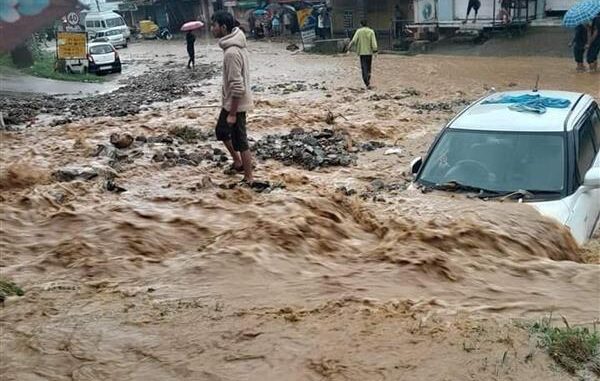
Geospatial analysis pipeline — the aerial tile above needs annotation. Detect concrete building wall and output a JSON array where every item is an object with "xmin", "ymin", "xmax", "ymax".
[{"xmin": 331, "ymin": 0, "xmax": 412, "ymax": 33}]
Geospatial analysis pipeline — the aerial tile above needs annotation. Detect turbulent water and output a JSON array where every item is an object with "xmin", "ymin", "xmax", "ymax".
[{"xmin": 0, "ymin": 40, "xmax": 599, "ymax": 380}]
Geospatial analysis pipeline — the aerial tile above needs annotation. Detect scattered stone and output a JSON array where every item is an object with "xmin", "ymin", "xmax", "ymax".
[
  {"xmin": 337, "ymin": 186, "xmax": 357, "ymax": 196},
  {"xmin": 0, "ymin": 66, "xmax": 218, "ymax": 126},
  {"xmin": 286, "ymin": 43, "xmax": 300, "ymax": 51},
  {"xmin": 110, "ymin": 133, "xmax": 134, "ymax": 149},
  {"xmin": 106, "ymin": 180, "xmax": 127, "ymax": 193},
  {"xmin": 360, "ymin": 141, "xmax": 386, "ymax": 151},
  {"xmin": 93, "ymin": 144, "xmax": 119, "ymax": 159},
  {"xmin": 253, "ymin": 129, "xmax": 356, "ymax": 170},
  {"xmin": 408, "ymin": 99, "xmax": 470, "ymax": 112},
  {"xmin": 53, "ymin": 166, "xmax": 98, "ymax": 182},
  {"xmin": 370, "ymin": 179, "xmax": 386, "ymax": 191}
]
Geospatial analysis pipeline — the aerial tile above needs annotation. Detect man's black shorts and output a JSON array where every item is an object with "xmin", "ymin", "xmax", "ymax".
[
  {"xmin": 215, "ymin": 108, "xmax": 249, "ymax": 152},
  {"xmin": 468, "ymin": 0, "xmax": 481, "ymax": 12}
]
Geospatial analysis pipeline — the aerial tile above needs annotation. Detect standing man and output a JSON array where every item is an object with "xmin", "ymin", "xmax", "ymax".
[
  {"xmin": 347, "ymin": 20, "xmax": 378, "ymax": 89},
  {"xmin": 211, "ymin": 11, "xmax": 254, "ymax": 184}
]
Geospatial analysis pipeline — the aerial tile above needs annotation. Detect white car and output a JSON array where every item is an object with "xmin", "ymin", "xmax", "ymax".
[
  {"xmin": 86, "ymin": 41, "xmax": 122, "ymax": 74},
  {"xmin": 93, "ymin": 29, "xmax": 127, "ymax": 48},
  {"xmin": 411, "ymin": 90, "xmax": 600, "ymax": 244}
]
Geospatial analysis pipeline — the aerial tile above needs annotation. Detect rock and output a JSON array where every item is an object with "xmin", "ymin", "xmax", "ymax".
[
  {"xmin": 370, "ymin": 179, "xmax": 386, "ymax": 191},
  {"xmin": 384, "ymin": 148, "xmax": 403, "ymax": 156},
  {"xmin": 135, "ymin": 135, "xmax": 147, "ymax": 143},
  {"xmin": 93, "ymin": 144, "xmax": 118, "ymax": 159},
  {"xmin": 164, "ymin": 151, "xmax": 178, "ymax": 159},
  {"xmin": 110, "ymin": 133, "xmax": 134, "ymax": 149},
  {"xmin": 106, "ymin": 180, "xmax": 127, "ymax": 193},
  {"xmin": 53, "ymin": 166, "xmax": 98, "ymax": 182},
  {"xmin": 152, "ymin": 151, "xmax": 165, "ymax": 162}
]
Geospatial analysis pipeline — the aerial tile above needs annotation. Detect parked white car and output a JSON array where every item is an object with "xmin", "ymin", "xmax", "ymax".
[
  {"xmin": 86, "ymin": 41, "xmax": 122, "ymax": 74},
  {"xmin": 93, "ymin": 29, "xmax": 127, "ymax": 48},
  {"xmin": 411, "ymin": 90, "xmax": 600, "ymax": 244}
]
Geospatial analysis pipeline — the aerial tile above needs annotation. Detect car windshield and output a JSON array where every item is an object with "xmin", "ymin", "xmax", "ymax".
[
  {"xmin": 106, "ymin": 30, "xmax": 121, "ymax": 36},
  {"xmin": 89, "ymin": 45, "xmax": 113, "ymax": 55},
  {"xmin": 105, "ymin": 18, "xmax": 124, "ymax": 28},
  {"xmin": 418, "ymin": 129, "xmax": 565, "ymax": 194}
]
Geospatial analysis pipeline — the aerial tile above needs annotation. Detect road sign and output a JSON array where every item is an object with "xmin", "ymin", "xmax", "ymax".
[
  {"xmin": 118, "ymin": 3, "xmax": 138, "ymax": 12},
  {"xmin": 66, "ymin": 11, "xmax": 79, "ymax": 26},
  {"xmin": 57, "ymin": 32, "xmax": 87, "ymax": 60}
]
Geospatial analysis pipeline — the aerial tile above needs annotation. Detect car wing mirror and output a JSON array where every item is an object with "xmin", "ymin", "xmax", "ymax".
[
  {"xmin": 410, "ymin": 157, "xmax": 422, "ymax": 175},
  {"xmin": 583, "ymin": 167, "xmax": 600, "ymax": 189}
]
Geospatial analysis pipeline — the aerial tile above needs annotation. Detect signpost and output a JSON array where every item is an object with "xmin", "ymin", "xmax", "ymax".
[
  {"xmin": 300, "ymin": 28, "xmax": 316, "ymax": 49},
  {"xmin": 57, "ymin": 32, "xmax": 87, "ymax": 60},
  {"xmin": 66, "ymin": 11, "xmax": 79, "ymax": 26}
]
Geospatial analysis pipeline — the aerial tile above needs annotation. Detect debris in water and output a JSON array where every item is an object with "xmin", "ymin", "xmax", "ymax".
[
  {"xmin": 253, "ymin": 129, "xmax": 357, "ymax": 170},
  {"xmin": 110, "ymin": 133, "xmax": 134, "ymax": 149}
]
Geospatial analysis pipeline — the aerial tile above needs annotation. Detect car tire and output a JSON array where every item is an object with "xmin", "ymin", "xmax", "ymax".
[{"xmin": 114, "ymin": 65, "xmax": 122, "ymax": 74}]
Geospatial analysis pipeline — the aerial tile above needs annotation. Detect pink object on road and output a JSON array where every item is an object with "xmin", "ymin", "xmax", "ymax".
[{"xmin": 180, "ymin": 21, "xmax": 204, "ymax": 32}]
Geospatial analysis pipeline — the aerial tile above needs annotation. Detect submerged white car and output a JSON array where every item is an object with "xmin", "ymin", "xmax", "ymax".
[{"xmin": 411, "ymin": 90, "xmax": 600, "ymax": 244}]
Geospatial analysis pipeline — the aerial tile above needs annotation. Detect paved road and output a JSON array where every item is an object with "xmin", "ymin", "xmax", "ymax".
[{"xmin": 0, "ymin": 70, "xmax": 117, "ymax": 96}]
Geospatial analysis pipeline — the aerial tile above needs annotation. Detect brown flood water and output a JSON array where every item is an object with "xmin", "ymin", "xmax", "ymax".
[{"xmin": 1, "ymin": 42, "xmax": 599, "ymax": 380}]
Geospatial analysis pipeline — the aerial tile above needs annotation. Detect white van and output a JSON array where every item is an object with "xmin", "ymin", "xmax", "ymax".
[{"xmin": 83, "ymin": 11, "xmax": 130, "ymax": 40}]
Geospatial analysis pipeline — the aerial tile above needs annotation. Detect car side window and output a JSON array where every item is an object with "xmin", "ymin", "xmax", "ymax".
[
  {"xmin": 592, "ymin": 107, "xmax": 600, "ymax": 148},
  {"xmin": 576, "ymin": 119, "xmax": 597, "ymax": 184}
]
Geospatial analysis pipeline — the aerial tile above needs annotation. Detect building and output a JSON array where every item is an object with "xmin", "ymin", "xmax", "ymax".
[
  {"xmin": 118, "ymin": 0, "xmax": 211, "ymax": 30},
  {"xmin": 330, "ymin": 0, "xmax": 413, "ymax": 35}
]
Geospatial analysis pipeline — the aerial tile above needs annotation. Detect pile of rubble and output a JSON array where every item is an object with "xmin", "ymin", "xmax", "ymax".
[
  {"xmin": 251, "ymin": 81, "xmax": 326, "ymax": 95},
  {"xmin": 253, "ymin": 128, "xmax": 357, "ymax": 170},
  {"xmin": 1, "ymin": 66, "xmax": 216, "ymax": 126},
  {"xmin": 408, "ymin": 99, "xmax": 470, "ymax": 113}
]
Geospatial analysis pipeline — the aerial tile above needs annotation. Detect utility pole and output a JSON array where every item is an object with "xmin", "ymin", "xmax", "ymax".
[{"xmin": 95, "ymin": 0, "xmax": 101, "ymax": 12}]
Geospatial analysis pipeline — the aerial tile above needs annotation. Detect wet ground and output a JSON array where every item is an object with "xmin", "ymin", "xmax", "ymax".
[{"xmin": 1, "ymin": 38, "xmax": 599, "ymax": 381}]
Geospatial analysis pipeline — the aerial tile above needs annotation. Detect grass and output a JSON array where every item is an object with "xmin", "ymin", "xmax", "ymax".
[
  {"xmin": 24, "ymin": 52, "xmax": 104, "ymax": 83},
  {"xmin": 0, "ymin": 278, "xmax": 24, "ymax": 303},
  {"xmin": 0, "ymin": 51, "xmax": 103, "ymax": 83},
  {"xmin": 529, "ymin": 314, "xmax": 600, "ymax": 376},
  {"xmin": 0, "ymin": 53, "xmax": 15, "ymax": 68}
]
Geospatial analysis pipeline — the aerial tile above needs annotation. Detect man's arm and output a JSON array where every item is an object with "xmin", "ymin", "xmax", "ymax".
[
  {"xmin": 371, "ymin": 30, "xmax": 378, "ymax": 53},
  {"xmin": 348, "ymin": 30, "xmax": 358, "ymax": 49},
  {"xmin": 225, "ymin": 52, "xmax": 245, "ymax": 124}
]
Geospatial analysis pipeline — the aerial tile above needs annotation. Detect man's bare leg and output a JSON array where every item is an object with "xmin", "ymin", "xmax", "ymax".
[
  {"xmin": 223, "ymin": 140, "xmax": 242, "ymax": 168},
  {"xmin": 240, "ymin": 149, "xmax": 254, "ymax": 183}
]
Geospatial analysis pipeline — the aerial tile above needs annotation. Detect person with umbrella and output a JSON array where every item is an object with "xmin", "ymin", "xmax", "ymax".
[
  {"xmin": 186, "ymin": 31, "xmax": 196, "ymax": 69},
  {"xmin": 564, "ymin": 0, "xmax": 600, "ymax": 72},
  {"xmin": 181, "ymin": 21, "xmax": 204, "ymax": 70}
]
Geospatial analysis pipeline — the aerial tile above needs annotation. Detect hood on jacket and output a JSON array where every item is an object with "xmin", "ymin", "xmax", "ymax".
[{"xmin": 218, "ymin": 27, "xmax": 247, "ymax": 51}]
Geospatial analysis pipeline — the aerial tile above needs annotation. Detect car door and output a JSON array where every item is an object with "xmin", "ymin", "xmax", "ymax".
[{"xmin": 567, "ymin": 105, "xmax": 600, "ymax": 243}]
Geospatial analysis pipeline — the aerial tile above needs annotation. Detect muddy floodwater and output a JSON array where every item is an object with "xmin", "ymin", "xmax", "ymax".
[{"xmin": 1, "ymin": 39, "xmax": 599, "ymax": 381}]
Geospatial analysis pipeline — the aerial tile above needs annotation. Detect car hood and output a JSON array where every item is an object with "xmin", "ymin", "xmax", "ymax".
[{"xmin": 529, "ymin": 199, "xmax": 571, "ymax": 226}]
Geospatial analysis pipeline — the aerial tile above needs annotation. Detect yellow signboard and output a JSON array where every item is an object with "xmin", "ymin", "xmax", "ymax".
[
  {"xmin": 57, "ymin": 32, "xmax": 87, "ymax": 60},
  {"xmin": 296, "ymin": 8, "xmax": 312, "ymax": 28}
]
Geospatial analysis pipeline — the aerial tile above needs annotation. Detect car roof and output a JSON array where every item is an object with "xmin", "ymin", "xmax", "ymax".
[
  {"xmin": 449, "ymin": 90, "xmax": 595, "ymax": 133},
  {"xmin": 88, "ymin": 41, "xmax": 114, "ymax": 49}
]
